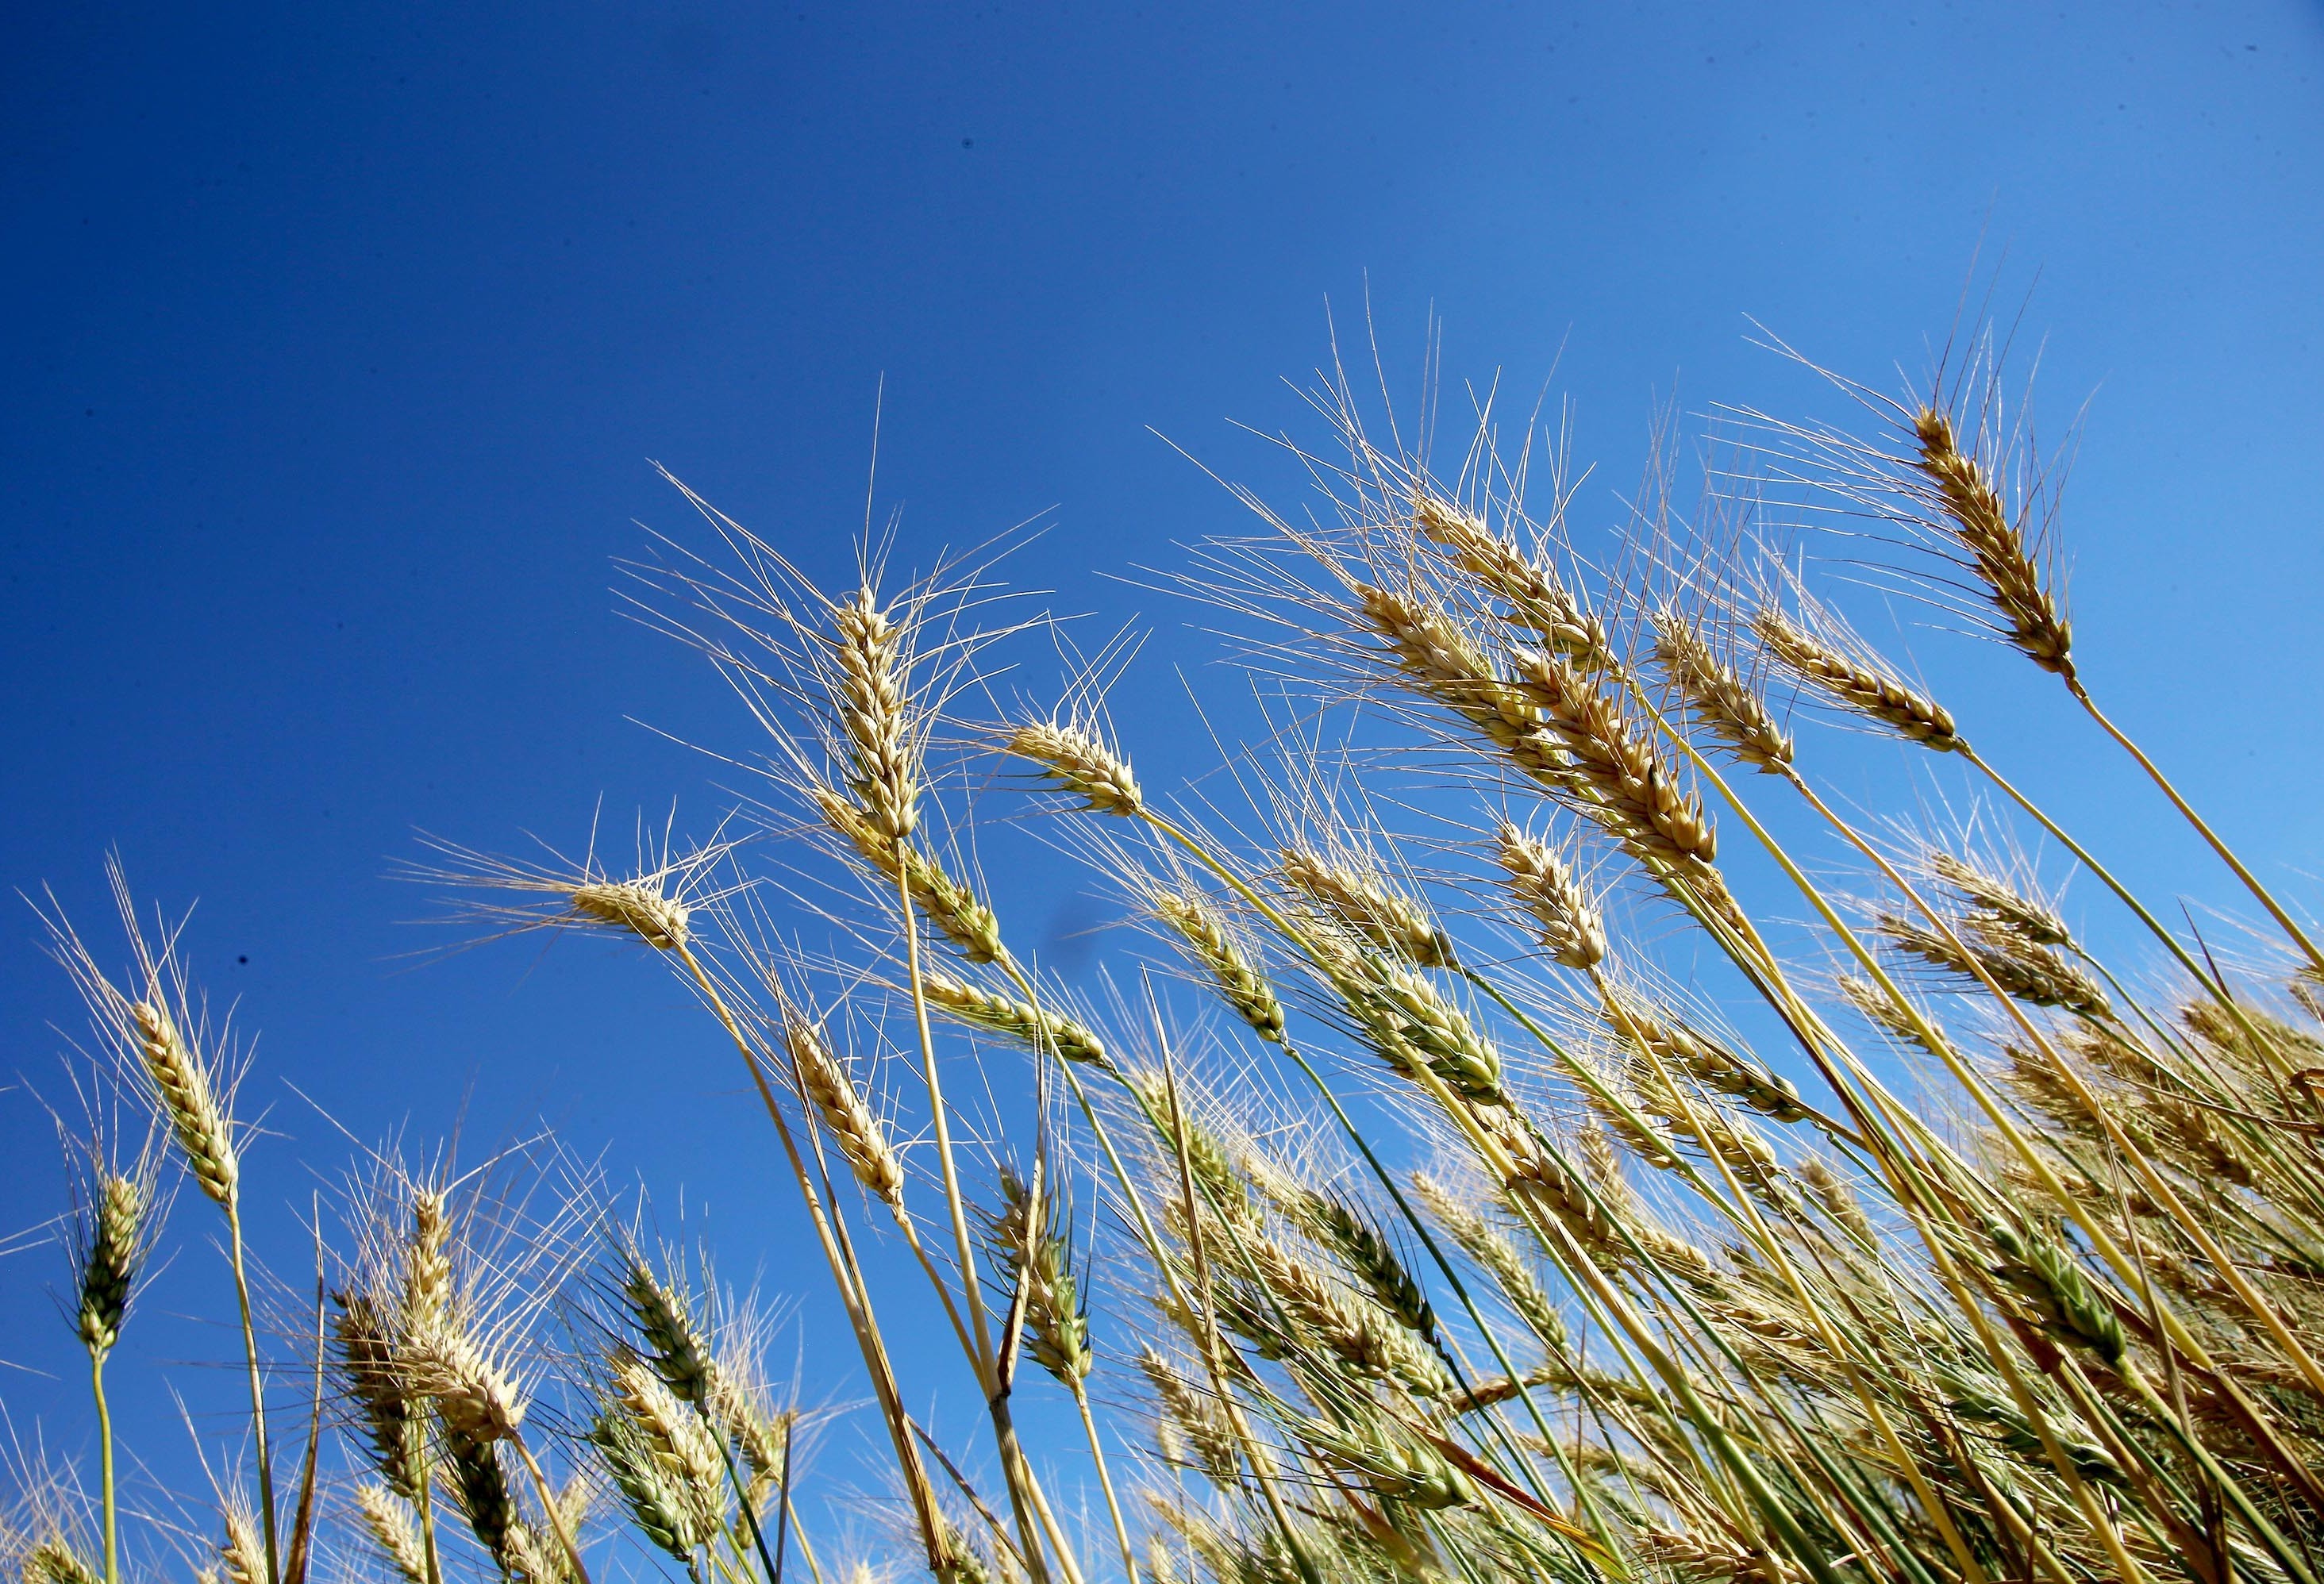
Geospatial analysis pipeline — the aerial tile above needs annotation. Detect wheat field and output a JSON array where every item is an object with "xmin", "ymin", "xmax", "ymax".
[{"xmin": 13, "ymin": 324, "xmax": 2324, "ymax": 1584}]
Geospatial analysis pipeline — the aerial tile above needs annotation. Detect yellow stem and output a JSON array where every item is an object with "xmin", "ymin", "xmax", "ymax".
[
  {"xmin": 1072, "ymin": 1385, "xmax": 1140, "ymax": 1584},
  {"xmin": 671, "ymin": 943, "xmax": 952, "ymax": 1579},
  {"xmin": 2070, "ymin": 679, "xmax": 2324, "ymax": 977},
  {"xmin": 509, "ymin": 1434, "xmax": 590, "ymax": 1584}
]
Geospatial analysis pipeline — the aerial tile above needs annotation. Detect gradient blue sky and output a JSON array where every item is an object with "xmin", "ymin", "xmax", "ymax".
[{"xmin": 6, "ymin": 0, "xmax": 2322, "ymax": 1552}]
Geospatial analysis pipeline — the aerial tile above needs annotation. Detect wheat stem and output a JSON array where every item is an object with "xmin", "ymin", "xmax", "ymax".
[
  {"xmin": 224, "ymin": 1200, "xmax": 282, "ymax": 1584},
  {"xmin": 507, "ymin": 1434, "xmax": 591, "ymax": 1584},
  {"xmin": 1070, "ymin": 1386, "xmax": 1139, "ymax": 1584},
  {"xmin": 90, "ymin": 1351, "xmax": 117, "ymax": 1584},
  {"xmin": 1615, "ymin": 687, "xmax": 2179, "ymax": 1571},
  {"xmin": 669, "ymin": 942, "xmax": 952, "ymax": 1580},
  {"xmin": 2066, "ymin": 682, "xmax": 2324, "ymax": 977}
]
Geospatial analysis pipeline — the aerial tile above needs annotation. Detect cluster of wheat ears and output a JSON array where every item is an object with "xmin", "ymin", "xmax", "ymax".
[{"xmin": 17, "ymin": 325, "xmax": 2324, "ymax": 1584}]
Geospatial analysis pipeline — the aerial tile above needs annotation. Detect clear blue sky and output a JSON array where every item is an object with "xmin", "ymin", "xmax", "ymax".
[{"xmin": 5, "ymin": 0, "xmax": 2322, "ymax": 1552}]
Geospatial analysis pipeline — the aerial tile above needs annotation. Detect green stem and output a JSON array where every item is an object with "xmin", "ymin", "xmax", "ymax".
[
  {"xmin": 225, "ymin": 1198, "xmax": 281, "ymax": 1584},
  {"xmin": 91, "ymin": 1349, "xmax": 117, "ymax": 1584},
  {"xmin": 411, "ymin": 1431, "xmax": 444, "ymax": 1584},
  {"xmin": 715, "ymin": 1426, "xmax": 781, "ymax": 1584}
]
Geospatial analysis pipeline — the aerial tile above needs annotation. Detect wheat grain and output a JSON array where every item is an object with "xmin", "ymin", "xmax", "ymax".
[
  {"xmin": 406, "ymin": 1323, "xmax": 525, "ymax": 1443},
  {"xmin": 23, "ymin": 1543, "xmax": 100, "ymax": 1584},
  {"xmin": 1410, "ymin": 1174, "xmax": 1567, "ymax": 1348},
  {"xmin": 1926, "ymin": 851, "xmax": 2073, "ymax": 948}
]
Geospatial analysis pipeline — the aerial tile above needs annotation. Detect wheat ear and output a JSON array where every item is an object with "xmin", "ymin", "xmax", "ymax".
[
  {"xmin": 918, "ymin": 971, "xmax": 1109, "ymax": 1067},
  {"xmin": 1910, "ymin": 409, "xmax": 2073, "ymax": 679},
  {"xmin": 1754, "ymin": 609, "xmax": 1960, "ymax": 752},
  {"xmin": 1151, "ymin": 887, "xmax": 1286, "ymax": 1042},
  {"xmin": 1007, "ymin": 721, "xmax": 1143, "ymax": 816},
  {"xmin": 1278, "ymin": 846, "xmax": 1456, "ymax": 968},
  {"xmin": 1410, "ymin": 494, "xmax": 1613, "ymax": 665},
  {"xmin": 571, "ymin": 881, "xmax": 691, "ymax": 950},
  {"xmin": 132, "ymin": 998, "xmax": 237, "ymax": 1205},
  {"xmin": 1491, "ymin": 823, "xmax": 1605, "ymax": 971},
  {"xmin": 785, "ymin": 1018, "xmax": 905, "ymax": 1207},
  {"xmin": 354, "ymin": 1485, "xmax": 427, "ymax": 1584},
  {"xmin": 1649, "ymin": 607, "xmax": 1794, "ymax": 772}
]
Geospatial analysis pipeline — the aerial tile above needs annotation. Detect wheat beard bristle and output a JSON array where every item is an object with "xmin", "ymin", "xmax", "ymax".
[
  {"xmin": 133, "ymin": 998, "xmax": 238, "ymax": 1204},
  {"xmin": 571, "ymin": 880, "xmax": 691, "ymax": 950},
  {"xmin": 1911, "ymin": 410, "xmax": 2075, "ymax": 679}
]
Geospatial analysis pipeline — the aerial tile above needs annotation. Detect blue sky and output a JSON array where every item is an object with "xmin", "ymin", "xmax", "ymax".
[{"xmin": 5, "ymin": 0, "xmax": 2322, "ymax": 1556}]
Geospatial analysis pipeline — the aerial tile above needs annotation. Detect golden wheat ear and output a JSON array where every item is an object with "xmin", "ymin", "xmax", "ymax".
[{"xmin": 1909, "ymin": 407, "xmax": 2074, "ymax": 680}]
